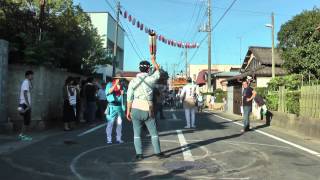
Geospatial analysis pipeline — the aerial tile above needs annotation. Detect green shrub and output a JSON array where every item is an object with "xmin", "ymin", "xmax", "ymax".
[
  {"xmin": 255, "ymin": 87, "xmax": 268, "ymax": 99},
  {"xmin": 214, "ymin": 89, "xmax": 227, "ymax": 103},
  {"xmin": 266, "ymin": 92, "xmax": 279, "ymax": 111},
  {"xmin": 286, "ymin": 91, "xmax": 300, "ymax": 115}
]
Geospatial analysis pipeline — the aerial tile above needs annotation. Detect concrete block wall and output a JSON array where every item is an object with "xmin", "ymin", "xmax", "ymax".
[
  {"xmin": 271, "ymin": 111, "xmax": 320, "ymax": 139},
  {"xmin": 7, "ymin": 65, "xmax": 84, "ymax": 129}
]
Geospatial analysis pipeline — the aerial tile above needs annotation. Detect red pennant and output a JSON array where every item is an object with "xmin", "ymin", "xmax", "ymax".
[
  {"xmin": 128, "ymin": 15, "xmax": 132, "ymax": 22},
  {"xmin": 124, "ymin": 11, "xmax": 128, "ymax": 18}
]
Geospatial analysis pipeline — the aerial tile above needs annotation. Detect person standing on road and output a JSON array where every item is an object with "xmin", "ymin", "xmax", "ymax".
[
  {"xmin": 18, "ymin": 70, "xmax": 34, "ymax": 141},
  {"xmin": 126, "ymin": 56, "xmax": 166, "ymax": 160},
  {"xmin": 242, "ymin": 81, "xmax": 256, "ymax": 133},
  {"xmin": 197, "ymin": 93, "xmax": 204, "ymax": 112},
  {"xmin": 180, "ymin": 77, "xmax": 197, "ymax": 129},
  {"xmin": 97, "ymin": 82, "xmax": 107, "ymax": 121},
  {"xmin": 209, "ymin": 95, "xmax": 216, "ymax": 110},
  {"xmin": 84, "ymin": 77, "xmax": 98, "ymax": 123},
  {"xmin": 105, "ymin": 77, "xmax": 126, "ymax": 144},
  {"xmin": 62, "ymin": 77, "xmax": 77, "ymax": 131}
]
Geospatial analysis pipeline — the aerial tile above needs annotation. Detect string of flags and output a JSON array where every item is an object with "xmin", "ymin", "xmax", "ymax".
[{"xmin": 120, "ymin": 9, "xmax": 200, "ymax": 49}]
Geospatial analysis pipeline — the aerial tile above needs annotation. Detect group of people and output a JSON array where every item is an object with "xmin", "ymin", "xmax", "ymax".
[{"xmin": 17, "ymin": 59, "xmax": 267, "ymax": 162}]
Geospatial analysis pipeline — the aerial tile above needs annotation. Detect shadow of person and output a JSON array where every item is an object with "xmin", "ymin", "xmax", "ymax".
[
  {"xmin": 265, "ymin": 110, "xmax": 273, "ymax": 126},
  {"xmin": 161, "ymin": 133, "xmax": 243, "ymax": 158},
  {"xmin": 141, "ymin": 169, "xmax": 186, "ymax": 180}
]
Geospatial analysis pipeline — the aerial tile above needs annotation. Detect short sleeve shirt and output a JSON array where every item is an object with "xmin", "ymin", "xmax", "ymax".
[
  {"xmin": 242, "ymin": 87, "xmax": 253, "ymax": 107},
  {"xmin": 19, "ymin": 79, "xmax": 31, "ymax": 105},
  {"xmin": 127, "ymin": 70, "xmax": 160, "ymax": 103}
]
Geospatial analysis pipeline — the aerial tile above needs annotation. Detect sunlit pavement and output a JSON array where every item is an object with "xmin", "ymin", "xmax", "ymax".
[{"xmin": 1, "ymin": 109, "xmax": 320, "ymax": 180}]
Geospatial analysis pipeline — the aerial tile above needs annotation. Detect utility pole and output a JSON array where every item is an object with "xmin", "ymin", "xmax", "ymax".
[
  {"xmin": 185, "ymin": 48, "xmax": 188, "ymax": 78},
  {"xmin": 199, "ymin": 0, "xmax": 212, "ymax": 92},
  {"xmin": 112, "ymin": 1, "xmax": 120, "ymax": 77},
  {"xmin": 271, "ymin": 12, "xmax": 275, "ymax": 79},
  {"xmin": 172, "ymin": 63, "xmax": 178, "ymax": 81}
]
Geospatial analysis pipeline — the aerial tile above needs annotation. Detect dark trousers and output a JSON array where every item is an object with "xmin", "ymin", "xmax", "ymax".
[
  {"xmin": 97, "ymin": 100, "xmax": 107, "ymax": 121},
  {"xmin": 85, "ymin": 101, "xmax": 97, "ymax": 123},
  {"xmin": 243, "ymin": 106, "xmax": 252, "ymax": 131}
]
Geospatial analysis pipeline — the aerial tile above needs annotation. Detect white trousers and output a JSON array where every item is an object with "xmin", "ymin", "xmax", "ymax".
[
  {"xmin": 184, "ymin": 108, "xmax": 196, "ymax": 127},
  {"xmin": 106, "ymin": 116, "xmax": 122, "ymax": 142}
]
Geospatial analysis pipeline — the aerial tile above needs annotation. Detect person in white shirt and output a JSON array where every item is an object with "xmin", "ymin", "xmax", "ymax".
[
  {"xmin": 18, "ymin": 70, "xmax": 34, "ymax": 141},
  {"xmin": 180, "ymin": 77, "xmax": 198, "ymax": 128},
  {"xmin": 210, "ymin": 95, "xmax": 216, "ymax": 110},
  {"xmin": 97, "ymin": 82, "xmax": 107, "ymax": 121}
]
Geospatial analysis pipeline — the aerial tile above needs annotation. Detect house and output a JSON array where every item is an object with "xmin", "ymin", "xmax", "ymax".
[
  {"xmin": 225, "ymin": 46, "xmax": 286, "ymax": 87},
  {"xmin": 88, "ymin": 12, "xmax": 125, "ymax": 79},
  {"xmin": 224, "ymin": 46, "xmax": 286, "ymax": 115},
  {"xmin": 195, "ymin": 69, "xmax": 240, "ymax": 92}
]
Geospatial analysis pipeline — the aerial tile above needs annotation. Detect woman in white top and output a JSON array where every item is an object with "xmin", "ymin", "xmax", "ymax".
[
  {"xmin": 63, "ymin": 77, "xmax": 77, "ymax": 131},
  {"xmin": 180, "ymin": 77, "xmax": 198, "ymax": 128}
]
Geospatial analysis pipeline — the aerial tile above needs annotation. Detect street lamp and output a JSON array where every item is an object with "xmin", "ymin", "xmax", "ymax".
[{"xmin": 265, "ymin": 12, "xmax": 275, "ymax": 78}]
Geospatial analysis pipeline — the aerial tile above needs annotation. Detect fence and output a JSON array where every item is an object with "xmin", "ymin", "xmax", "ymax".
[
  {"xmin": 267, "ymin": 85, "xmax": 320, "ymax": 118},
  {"xmin": 300, "ymin": 85, "xmax": 320, "ymax": 119}
]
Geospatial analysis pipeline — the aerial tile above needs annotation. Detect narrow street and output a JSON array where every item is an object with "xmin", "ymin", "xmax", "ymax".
[{"xmin": 1, "ymin": 109, "xmax": 320, "ymax": 180}]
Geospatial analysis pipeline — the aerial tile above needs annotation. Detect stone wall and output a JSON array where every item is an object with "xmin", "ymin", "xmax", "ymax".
[
  {"xmin": 6, "ymin": 65, "xmax": 85, "ymax": 129},
  {"xmin": 271, "ymin": 111, "xmax": 320, "ymax": 139},
  {"xmin": 0, "ymin": 40, "xmax": 8, "ymax": 126}
]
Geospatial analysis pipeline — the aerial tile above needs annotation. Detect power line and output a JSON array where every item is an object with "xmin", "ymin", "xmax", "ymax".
[
  {"xmin": 212, "ymin": 6, "xmax": 293, "ymax": 17},
  {"xmin": 188, "ymin": 34, "xmax": 208, "ymax": 64},
  {"xmin": 120, "ymin": 20, "xmax": 145, "ymax": 59},
  {"xmin": 212, "ymin": 0, "xmax": 239, "ymax": 30},
  {"xmin": 182, "ymin": 0, "xmax": 200, "ymax": 41},
  {"xmin": 104, "ymin": 0, "xmax": 144, "ymax": 60},
  {"xmin": 122, "ymin": 28, "xmax": 144, "ymax": 60}
]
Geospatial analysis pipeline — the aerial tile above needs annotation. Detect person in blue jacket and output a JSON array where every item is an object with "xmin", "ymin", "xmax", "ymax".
[{"xmin": 105, "ymin": 77, "xmax": 126, "ymax": 144}]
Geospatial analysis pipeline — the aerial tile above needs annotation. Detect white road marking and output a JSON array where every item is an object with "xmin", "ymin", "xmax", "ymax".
[
  {"xmin": 214, "ymin": 114, "xmax": 320, "ymax": 157},
  {"xmin": 77, "ymin": 123, "xmax": 106, "ymax": 137},
  {"xmin": 224, "ymin": 141, "xmax": 291, "ymax": 149},
  {"xmin": 176, "ymin": 130, "xmax": 194, "ymax": 161}
]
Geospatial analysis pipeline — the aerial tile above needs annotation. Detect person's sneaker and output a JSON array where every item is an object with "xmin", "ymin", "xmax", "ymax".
[
  {"xmin": 184, "ymin": 126, "xmax": 191, "ymax": 129},
  {"xmin": 18, "ymin": 134, "xmax": 24, "ymax": 140},
  {"xmin": 135, "ymin": 154, "xmax": 143, "ymax": 161},
  {"xmin": 155, "ymin": 152, "xmax": 168, "ymax": 159},
  {"xmin": 19, "ymin": 134, "xmax": 32, "ymax": 141},
  {"xmin": 116, "ymin": 140, "xmax": 124, "ymax": 144},
  {"xmin": 191, "ymin": 125, "xmax": 197, "ymax": 129},
  {"xmin": 107, "ymin": 141, "xmax": 112, "ymax": 144}
]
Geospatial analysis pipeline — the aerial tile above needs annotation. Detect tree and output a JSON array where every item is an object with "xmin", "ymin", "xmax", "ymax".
[
  {"xmin": 0, "ymin": 0, "xmax": 110, "ymax": 74},
  {"xmin": 277, "ymin": 8, "xmax": 320, "ymax": 79}
]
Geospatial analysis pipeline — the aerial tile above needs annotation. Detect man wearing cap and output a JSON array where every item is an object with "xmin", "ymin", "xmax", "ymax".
[
  {"xmin": 126, "ymin": 55, "xmax": 166, "ymax": 160},
  {"xmin": 105, "ymin": 75, "xmax": 126, "ymax": 144}
]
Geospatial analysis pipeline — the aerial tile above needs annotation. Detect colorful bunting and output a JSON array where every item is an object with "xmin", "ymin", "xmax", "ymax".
[{"xmin": 120, "ymin": 9, "xmax": 199, "ymax": 49}]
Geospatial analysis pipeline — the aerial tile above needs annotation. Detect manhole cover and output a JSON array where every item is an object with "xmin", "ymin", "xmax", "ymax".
[{"xmin": 163, "ymin": 161, "xmax": 207, "ymax": 171}]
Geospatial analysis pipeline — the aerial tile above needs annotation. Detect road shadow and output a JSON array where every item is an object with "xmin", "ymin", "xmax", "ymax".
[{"xmin": 161, "ymin": 133, "xmax": 243, "ymax": 157}]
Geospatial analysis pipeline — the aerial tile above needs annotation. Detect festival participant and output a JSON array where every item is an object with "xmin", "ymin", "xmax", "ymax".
[
  {"xmin": 105, "ymin": 76, "xmax": 126, "ymax": 144},
  {"xmin": 126, "ymin": 55, "xmax": 166, "ymax": 160},
  {"xmin": 180, "ymin": 77, "xmax": 198, "ymax": 128}
]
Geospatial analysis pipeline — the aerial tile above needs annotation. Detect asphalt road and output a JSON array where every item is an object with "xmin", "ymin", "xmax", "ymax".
[{"xmin": 1, "ymin": 109, "xmax": 320, "ymax": 180}]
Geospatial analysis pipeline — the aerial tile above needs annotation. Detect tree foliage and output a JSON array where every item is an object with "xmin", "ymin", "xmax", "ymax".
[
  {"xmin": 277, "ymin": 8, "xmax": 320, "ymax": 79},
  {"xmin": 0, "ymin": 0, "xmax": 111, "ymax": 74}
]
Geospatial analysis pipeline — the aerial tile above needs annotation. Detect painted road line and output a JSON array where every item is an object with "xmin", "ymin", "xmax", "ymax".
[
  {"xmin": 214, "ymin": 114, "xmax": 320, "ymax": 157},
  {"xmin": 176, "ymin": 130, "xmax": 194, "ymax": 161},
  {"xmin": 77, "ymin": 123, "xmax": 106, "ymax": 137}
]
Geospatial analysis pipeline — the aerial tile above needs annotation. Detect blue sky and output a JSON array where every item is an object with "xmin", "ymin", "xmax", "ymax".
[{"xmin": 73, "ymin": 0, "xmax": 320, "ymax": 73}]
